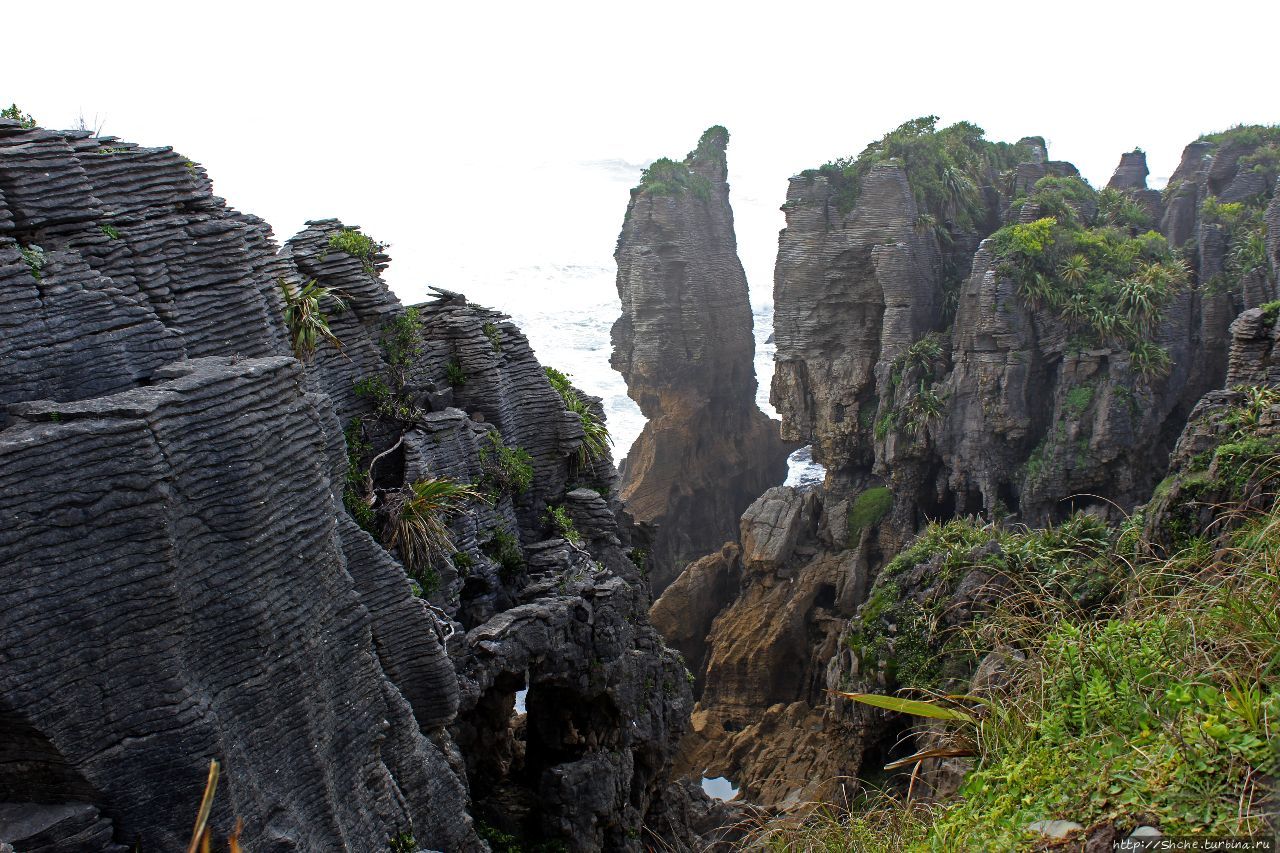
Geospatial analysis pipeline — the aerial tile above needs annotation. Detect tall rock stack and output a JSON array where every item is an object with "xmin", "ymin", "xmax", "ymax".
[{"xmin": 612, "ymin": 126, "xmax": 789, "ymax": 593}]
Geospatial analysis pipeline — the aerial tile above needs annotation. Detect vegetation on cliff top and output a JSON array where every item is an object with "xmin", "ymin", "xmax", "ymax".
[
  {"xmin": 801, "ymin": 116, "xmax": 1029, "ymax": 227},
  {"xmin": 991, "ymin": 176, "xmax": 1190, "ymax": 376},
  {"xmin": 633, "ymin": 125, "xmax": 727, "ymax": 201},
  {"xmin": 1, "ymin": 103, "xmax": 36, "ymax": 128}
]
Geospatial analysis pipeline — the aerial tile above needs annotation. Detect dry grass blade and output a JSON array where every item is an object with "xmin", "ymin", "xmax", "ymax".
[
  {"xmin": 186, "ymin": 759, "xmax": 220, "ymax": 853},
  {"xmin": 883, "ymin": 745, "xmax": 975, "ymax": 772}
]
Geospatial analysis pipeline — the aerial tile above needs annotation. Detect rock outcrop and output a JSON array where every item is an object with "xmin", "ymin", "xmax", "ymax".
[
  {"xmin": 612, "ymin": 126, "xmax": 789, "ymax": 592},
  {"xmin": 0, "ymin": 118, "xmax": 720, "ymax": 851},
  {"xmin": 666, "ymin": 119, "xmax": 1279, "ymax": 808}
]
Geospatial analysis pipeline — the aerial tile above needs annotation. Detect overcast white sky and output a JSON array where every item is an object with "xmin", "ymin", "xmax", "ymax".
[{"xmin": 5, "ymin": 0, "xmax": 1276, "ymax": 306}]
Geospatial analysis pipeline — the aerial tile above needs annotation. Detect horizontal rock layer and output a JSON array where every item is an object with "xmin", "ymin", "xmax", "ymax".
[{"xmin": 0, "ymin": 118, "xmax": 720, "ymax": 851}]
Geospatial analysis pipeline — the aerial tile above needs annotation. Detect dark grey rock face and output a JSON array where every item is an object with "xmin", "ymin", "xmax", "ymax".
[
  {"xmin": 1, "ymin": 358, "xmax": 472, "ymax": 851},
  {"xmin": 0, "ymin": 118, "xmax": 715, "ymax": 852},
  {"xmin": 1107, "ymin": 150, "xmax": 1150, "ymax": 190},
  {"xmin": 612, "ymin": 127, "xmax": 790, "ymax": 593}
]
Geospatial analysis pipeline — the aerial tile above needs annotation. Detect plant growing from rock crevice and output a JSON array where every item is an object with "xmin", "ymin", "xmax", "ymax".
[
  {"xmin": 482, "ymin": 322, "xmax": 503, "ymax": 352},
  {"xmin": 484, "ymin": 527, "xmax": 524, "ymax": 578},
  {"xmin": 381, "ymin": 476, "xmax": 481, "ymax": 594},
  {"xmin": 544, "ymin": 504, "xmax": 581, "ymax": 545},
  {"xmin": 478, "ymin": 431, "xmax": 533, "ymax": 499},
  {"xmin": 279, "ymin": 278, "xmax": 346, "ymax": 361},
  {"xmin": 545, "ymin": 366, "xmax": 611, "ymax": 465}
]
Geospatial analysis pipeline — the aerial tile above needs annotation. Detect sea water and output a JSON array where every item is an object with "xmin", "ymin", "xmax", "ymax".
[{"xmin": 387, "ymin": 158, "xmax": 823, "ymax": 486}]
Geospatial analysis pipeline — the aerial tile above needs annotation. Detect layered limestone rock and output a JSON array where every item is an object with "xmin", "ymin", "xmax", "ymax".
[
  {"xmin": 612, "ymin": 126, "xmax": 789, "ymax": 592},
  {"xmin": 1143, "ymin": 304, "xmax": 1280, "ymax": 550},
  {"xmin": 668, "ymin": 121, "xmax": 1278, "ymax": 808},
  {"xmin": 659, "ymin": 487, "xmax": 865, "ymax": 806},
  {"xmin": 0, "ymin": 118, "xmax": 718, "ymax": 851}
]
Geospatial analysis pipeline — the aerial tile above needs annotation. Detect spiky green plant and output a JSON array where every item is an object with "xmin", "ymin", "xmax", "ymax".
[
  {"xmin": 382, "ymin": 477, "xmax": 481, "ymax": 587},
  {"xmin": 900, "ymin": 382, "xmax": 945, "ymax": 435},
  {"xmin": 1057, "ymin": 254, "xmax": 1090, "ymax": 287},
  {"xmin": 1130, "ymin": 340, "xmax": 1173, "ymax": 380},
  {"xmin": 544, "ymin": 366, "xmax": 612, "ymax": 465},
  {"xmin": 279, "ymin": 278, "xmax": 345, "ymax": 361}
]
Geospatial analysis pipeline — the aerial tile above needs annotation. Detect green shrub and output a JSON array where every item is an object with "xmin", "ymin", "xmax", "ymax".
[
  {"xmin": 1199, "ymin": 188, "xmax": 1274, "ymax": 297},
  {"xmin": 801, "ymin": 117, "xmax": 1028, "ymax": 227},
  {"xmin": 991, "ymin": 201, "xmax": 1187, "ymax": 361},
  {"xmin": 484, "ymin": 527, "xmax": 524, "ymax": 577},
  {"xmin": 637, "ymin": 157, "xmax": 712, "ymax": 201},
  {"xmin": 892, "ymin": 333, "xmax": 945, "ymax": 385},
  {"xmin": 874, "ymin": 411, "xmax": 895, "ymax": 441},
  {"xmin": 326, "ymin": 227, "xmax": 386, "ymax": 276},
  {"xmin": 445, "ymin": 359, "xmax": 466, "ymax": 388},
  {"xmin": 1, "ymin": 103, "xmax": 36, "ymax": 128},
  {"xmin": 1096, "ymin": 186, "xmax": 1152, "ymax": 230},
  {"xmin": 99, "ymin": 223, "xmax": 120, "ymax": 240},
  {"xmin": 482, "ymin": 321, "xmax": 503, "ymax": 352},
  {"xmin": 327, "ymin": 227, "xmax": 381, "ymax": 259},
  {"xmin": 1197, "ymin": 123, "xmax": 1280, "ymax": 148},
  {"xmin": 544, "ymin": 366, "xmax": 611, "ymax": 465},
  {"xmin": 18, "ymin": 244, "xmax": 44, "ymax": 280},
  {"xmin": 544, "ymin": 504, "xmax": 581, "ymax": 545},
  {"xmin": 1260, "ymin": 300, "xmax": 1280, "ymax": 326},
  {"xmin": 479, "ymin": 431, "xmax": 534, "ymax": 497},
  {"xmin": 381, "ymin": 308, "xmax": 422, "ymax": 368},
  {"xmin": 1063, "ymin": 384, "xmax": 1093, "ymax": 416},
  {"xmin": 898, "ymin": 382, "xmax": 945, "ymax": 434},
  {"xmin": 760, "ymin": 477, "xmax": 1280, "ymax": 849},
  {"xmin": 342, "ymin": 418, "xmax": 377, "ymax": 533},
  {"xmin": 387, "ymin": 832, "xmax": 416, "ymax": 853},
  {"xmin": 848, "ymin": 486, "xmax": 892, "ymax": 538}
]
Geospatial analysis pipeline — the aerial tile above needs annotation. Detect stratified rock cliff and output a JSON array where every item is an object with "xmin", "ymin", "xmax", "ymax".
[
  {"xmin": 612, "ymin": 126, "xmax": 789, "ymax": 592},
  {"xmin": 0, "ymin": 118, "xmax": 719, "ymax": 851},
  {"xmin": 664, "ymin": 118, "xmax": 1279, "ymax": 807}
]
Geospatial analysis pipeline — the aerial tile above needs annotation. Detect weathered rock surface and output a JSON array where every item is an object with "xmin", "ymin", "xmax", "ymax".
[
  {"xmin": 0, "ymin": 118, "xmax": 722, "ymax": 851},
  {"xmin": 669, "ymin": 124, "xmax": 1279, "ymax": 809},
  {"xmin": 1144, "ymin": 305, "xmax": 1280, "ymax": 549},
  {"xmin": 670, "ymin": 488, "xmax": 865, "ymax": 806},
  {"xmin": 649, "ymin": 544, "xmax": 741, "ymax": 696},
  {"xmin": 612, "ymin": 126, "xmax": 789, "ymax": 592}
]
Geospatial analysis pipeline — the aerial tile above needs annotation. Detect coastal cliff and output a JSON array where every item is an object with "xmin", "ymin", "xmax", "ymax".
[
  {"xmin": 612, "ymin": 126, "xmax": 789, "ymax": 593},
  {"xmin": 662, "ymin": 119, "xmax": 1279, "ymax": 806},
  {"xmin": 0, "ymin": 118, "xmax": 725, "ymax": 851}
]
